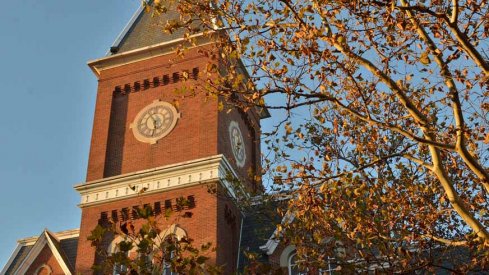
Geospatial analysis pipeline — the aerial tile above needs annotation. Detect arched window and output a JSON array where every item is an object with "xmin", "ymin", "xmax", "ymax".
[
  {"xmin": 151, "ymin": 224, "xmax": 187, "ymax": 275},
  {"xmin": 162, "ymin": 246, "xmax": 176, "ymax": 275},
  {"xmin": 163, "ymin": 225, "xmax": 187, "ymax": 275},
  {"xmin": 35, "ymin": 264, "xmax": 52, "ymax": 275},
  {"xmin": 288, "ymin": 252, "xmax": 303, "ymax": 275},
  {"xmin": 281, "ymin": 245, "xmax": 340, "ymax": 275},
  {"xmin": 108, "ymin": 225, "xmax": 187, "ymax": 274},
  {"xmin": 279, "ymin": 245, "xmax": 305, "ymax": 275},
  {"xmin": 108, "ymin": 236, "xmax": 135, "ymax": 275}
]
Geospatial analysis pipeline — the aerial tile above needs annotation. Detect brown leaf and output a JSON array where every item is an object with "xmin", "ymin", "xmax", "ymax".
[{"xmin": 419, "ymin": 51, "xmax": 431, "ymax": 65}]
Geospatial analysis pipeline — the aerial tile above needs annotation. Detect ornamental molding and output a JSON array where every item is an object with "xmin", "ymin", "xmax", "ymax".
[
  {"xmin": 113, "ymin": 67, "xmax": 199, "ymax": 96},
  {"xmin": 74, "ymin": 155, "xmax": 242, "ymax": 208}
]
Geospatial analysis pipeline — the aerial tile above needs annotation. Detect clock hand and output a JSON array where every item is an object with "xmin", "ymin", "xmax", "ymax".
[{"xmin": 150, "ymin": 114, "xmax": 158, "ymax": 129}]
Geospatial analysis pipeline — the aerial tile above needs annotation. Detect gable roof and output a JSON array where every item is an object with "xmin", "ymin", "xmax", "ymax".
[
  {"xmin": 109, "ymin": 2, "xmax": 200, "ymax": 56},
  {"xmin": 1, "ymin": 229, "xmax": 79, "ymax": 275}
]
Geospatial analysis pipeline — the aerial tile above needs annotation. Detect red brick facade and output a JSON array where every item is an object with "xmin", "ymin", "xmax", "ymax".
[
  {"xmin": 86, "ymin": 48, "xmax": 219, "ymax": 181},
  {"xmin": 25, "ymin": 245, "xmax": 64, "ymax": 275},
  {"xmin": 218, "ymin": 99, "xmax": 262, "ymax": 192},
  {"xmin": 75, "ymin": 42, "xmax": 261, "ymax": 274}
]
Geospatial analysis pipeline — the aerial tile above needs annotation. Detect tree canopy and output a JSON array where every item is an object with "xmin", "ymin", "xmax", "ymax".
[{"xmin": 138, "ymin": 0, "xmax": 489, "ymax": 272}]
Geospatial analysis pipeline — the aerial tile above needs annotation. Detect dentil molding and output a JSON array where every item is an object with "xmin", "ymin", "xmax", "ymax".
[{"xmin": 74, "ymin": 155, "xmax": 241, "ymax": 207}]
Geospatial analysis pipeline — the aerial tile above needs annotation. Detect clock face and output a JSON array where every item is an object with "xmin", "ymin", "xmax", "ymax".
[
  {"xmin": 130, "ymin": 100, "xmax": 180, "ymax": 144},
  {"xmin": 229, "ymin": 121, "xmax": 246, "ymax": 167}
]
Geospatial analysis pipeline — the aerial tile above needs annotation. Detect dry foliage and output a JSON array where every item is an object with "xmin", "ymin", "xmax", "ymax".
[
  {"xmin": 144, "ymin": 0, "xmax": 489, "ymax": 272},
  {"xmin": 89, "ymin": 197, "xmax": 220, "ymax": 274}
]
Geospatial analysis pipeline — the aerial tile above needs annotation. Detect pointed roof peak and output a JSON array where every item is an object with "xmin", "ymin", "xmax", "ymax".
[
  {"xmin": 109, "ymin": 3, "xmax": 192, "ymax": 56},
  {"xmin": 2, "ymin": 229, "xmax": 79, "ymax": 275},
  {"xmin": 7, "ymin": 229, "xmax": 75, "ymax": 275},
  {"xmin": 44, "ymin": 229, "xmax": 61, "ymax": 243}
]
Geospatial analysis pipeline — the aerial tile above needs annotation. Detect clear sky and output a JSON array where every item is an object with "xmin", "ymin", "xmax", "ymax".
[{"xmin": 0, "ymin": 0, "xmax": 140, "ymax": 268}]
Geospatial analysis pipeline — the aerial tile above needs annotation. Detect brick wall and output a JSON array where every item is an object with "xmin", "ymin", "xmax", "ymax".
[
  {"xmin": 216, "ymin": 184, "xmax": 242, "ymax": 273},
  {"xmin": 218, "ymin": 99, "xmax": 262, "ymax": 192},
  {"xmin": 86, "ymin": 47, "xmax": 219, "ymax": 181},
  {"xmin": 75, "ymin": 183, "xmax": 224, "ymax": 274},
  {"xmin": 79, "ymin": 43, "xmax": 256, "ymax": 274},
  {"xmin": 26, "ymin": 244, "xmax": 65, "ymax": 275}
]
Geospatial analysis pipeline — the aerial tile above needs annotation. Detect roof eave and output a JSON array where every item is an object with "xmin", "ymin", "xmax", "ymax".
[
  {"xmin": 88, "ymin": 32, "xmax": 214, "ymax": 78},
  {"xmin": 0, "ymin": 244, "xmax": 22, "ymax": 275}
]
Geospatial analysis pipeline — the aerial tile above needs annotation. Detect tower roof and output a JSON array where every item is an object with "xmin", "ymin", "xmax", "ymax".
[{"xmin": 109, "ymin": 3, "xmax": 197, "ymax": 55}]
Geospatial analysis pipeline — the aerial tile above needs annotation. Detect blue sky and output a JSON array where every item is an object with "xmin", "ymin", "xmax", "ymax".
[{"xmin": 0, "ymin": 0, "xmax": 140, "ymax": 267}]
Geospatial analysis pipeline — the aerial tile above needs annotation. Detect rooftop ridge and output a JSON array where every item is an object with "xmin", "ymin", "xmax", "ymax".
[{"xmin": 17, "ymin": 229, "xmax": 80, "ymax": 246}]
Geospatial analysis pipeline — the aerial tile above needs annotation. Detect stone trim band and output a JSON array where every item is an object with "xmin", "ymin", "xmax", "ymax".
[{"xmin": 74, "ymin": 155, "xmax": 241, "ymax": 208}]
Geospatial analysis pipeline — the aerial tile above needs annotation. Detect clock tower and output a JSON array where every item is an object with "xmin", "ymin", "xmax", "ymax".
[{"xmin": 73, "ymin": 4, "xmax": 267, "ymax": 274}]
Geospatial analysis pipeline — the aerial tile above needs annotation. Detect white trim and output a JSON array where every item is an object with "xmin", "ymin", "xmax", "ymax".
[
  {"xmin": 108, "ymin": 236, "xmax": 132, "ymax": 275},
  {"xmin": 34, "ymin": 264, "xmax": 52, "ymax": 275},
  {"xmin": 160, "ymin": 224, "xmax": 187, "ymax": 241},
  {"xmin": 44, "ymin": 232, "xmax": 73, "ymax": 275},
  {"xmin": 108, "ymin": 235, "xmax": 138, "ymax": 255},
  {"xmin": 14, "ymin": 235, "xmax": 46, "ymax": 275},
  {"xmin": 17, "ymin": 229, "xmax": 80, "ymax": 246},
  {"xmin": 259, "ymin": 235, "xmax": 280, "ymax": 256},
  {"xmin": 88, "ymin": 32, "xmax": 214, "ymax": 77},
  {"xmin": 75, "ymin": 155, "xmax": 245, "ymax": 207},
  {"xmin": 250, "ymin": 193, "xmax": 292, "ymax": 206},
  {"xmin": 280, "ymin": 245, "xmax": 296, "ymax": 267},
  {"xmin": 236, "ymin": 216, "xmax": 244, "ymax": 269},
  {"xmin": 0, "ymin": 244, "xmax": 22, "ymax": 275},
  {"xmin": 2, "ymin": 229, "xmax": 80, "ymax": 274},
  {"xmin": 287, "ymin": 252, "xmax": 297, "ymax": 274}
]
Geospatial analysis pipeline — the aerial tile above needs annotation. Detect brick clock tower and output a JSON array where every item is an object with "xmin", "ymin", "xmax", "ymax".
[{"xmin": 73, "ymin": 5, "xmax": 267, "ymax": 274}]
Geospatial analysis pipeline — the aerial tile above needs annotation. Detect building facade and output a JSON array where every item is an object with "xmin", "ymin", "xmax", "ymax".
[{"xmin": 1, "ymin": 4, "xmax": 303, "ymax": 275}]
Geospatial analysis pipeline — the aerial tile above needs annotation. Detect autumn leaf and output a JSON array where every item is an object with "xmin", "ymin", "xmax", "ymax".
[
  {"xmin": 419, "ymin": 51, "xmax": 431, "ymax": 65},
  {"xmin": 484, "ymin": 133, "xmax": 489, "ymax": 144}
]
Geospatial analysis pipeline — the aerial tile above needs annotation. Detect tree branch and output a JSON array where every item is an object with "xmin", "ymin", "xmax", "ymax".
[
  {"xmin": 403, "ymin": 154, "xmax": 434, "ymax": 170},
  {"xmin": 450, "ymin": 0, "xmax": 459, "ymax": 24},
  {"xmin": 400, "ymin": 0, "xmax": 489, "ymax": 243},
  {"xmin": 399, "ymin": 0, "xmax": 489, "ymax": 194},
  {"xmin": 394, "ymin": 3, "xmax": 489, "ymax": 75}
]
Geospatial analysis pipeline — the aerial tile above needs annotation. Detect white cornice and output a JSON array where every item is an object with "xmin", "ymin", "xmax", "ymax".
[
  {"xmin": 259, "ymin": 235, "xmax": 280, "ymax": 256},
  {"xmin": 75, "ymin": 155, "xmax": 244, "ymax": 208},
  {"xmin": 88, "ymin": 32, "xmax": 214, "ymax": 78}
]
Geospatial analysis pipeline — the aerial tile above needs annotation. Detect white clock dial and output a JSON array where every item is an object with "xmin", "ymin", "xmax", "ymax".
[
  {"xmin": 130, "ymin": 100, "xmax": 180, "ymax": 144},
  {"xmin": 229, "ymin": 121, "xmax": 246, "ymax": 167}
]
